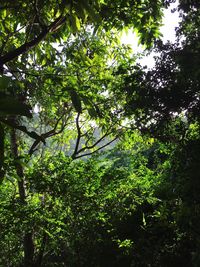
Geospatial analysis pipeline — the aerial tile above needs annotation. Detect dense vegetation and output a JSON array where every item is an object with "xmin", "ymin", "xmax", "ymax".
[{"xmin": 0, "ymin": 0, "xmax": 200, "ymax": 266}]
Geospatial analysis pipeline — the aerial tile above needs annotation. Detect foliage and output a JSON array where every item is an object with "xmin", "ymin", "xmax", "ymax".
[
  {"xmin": 0, "ymin": 0, "xmax": 200, "ymax": 266},
  {"xmin": 1, "ymin": 127, "xmax": 199, "ymax": 266},
  {"xmin": 0, "ymin": 134, "xmax": 163, "ymax": 266},
  {"xmin": 121, "ymin": 1, "xmax": 200, "ymax": 140},
  {"xmin": 0, "ymin": 0, "xmax": 164, "ymax": 171}
]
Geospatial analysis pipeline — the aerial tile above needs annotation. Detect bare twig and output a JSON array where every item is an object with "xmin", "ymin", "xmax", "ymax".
[
  {"xmin": 29, "ymin": 110, "xmax": 72, "ymax": 156},
  {"xmin": 76, "ymin": 127, "xmax": 113, "ymax": 155},
  {"xmin": 72, "ymin": 136, "xmax": 119, "ymax": 160}
]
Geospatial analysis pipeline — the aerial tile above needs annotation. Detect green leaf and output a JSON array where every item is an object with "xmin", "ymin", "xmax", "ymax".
[
  {"xmin": 2, "ymin": 9, "xmax": 6, "ymax": 19},
  {"xmin": 0, "ymin": 97, "xmax": 32, "ymax": 117},
  {"xmin": 93, "ymin": 103, "xmax": 102, "ymax": 118},
  {"xmin": 142, "ymin": 213, "xmax": 146, "ymax": 226},
  {"xmin": 88, "ymin": 106, "xmax": 97, "ymax": 118},
  {"xmin": 70, "ymin": 14, "xmax": 81, "ymax": 33},
  {"xmin": 82, "ymin": 97, "xmax": 101, "ymax": 118},
  {"xmin": 69, "ymin": 89, "xmax": 82, "ymax": 113},
  {"xmin": 74, "ymin": 4, "xmax": 86, "ymax": 21},
  {"xmin": 0, "ymin": 123, "xmax": 4, "ymax": 181}
]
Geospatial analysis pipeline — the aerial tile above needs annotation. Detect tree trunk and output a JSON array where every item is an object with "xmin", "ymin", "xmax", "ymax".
[
  {"xmin": 35, "ymin": 233, "xmax": 47, "ymax": 267},
  {"xmin": 0, "ymin": 123, "xmax": 5, "ymax": 182},
  {"xmin": 10, "ymin": 126, "xmax": 35, "ymax": 267}
]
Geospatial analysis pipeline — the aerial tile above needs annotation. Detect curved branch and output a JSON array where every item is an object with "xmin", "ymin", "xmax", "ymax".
[
  {"xmin": 72, "ymin": 136, "xmax": 119, "ymax": 160},
  {"xmin": 29, "ymin": 110, "xmax": 71, "ymax": 156},
  {"xmin": 0, "ymin": 15, "xmax": 67, "ymax": 65},
  {"xmin": 0, "ymin": 118, "xmax": 45, "ymax": 142}
]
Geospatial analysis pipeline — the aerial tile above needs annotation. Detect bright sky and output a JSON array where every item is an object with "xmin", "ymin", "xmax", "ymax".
[{"xmin": 120, "ymin": 1, "xmax": 180, "ymax": 68}]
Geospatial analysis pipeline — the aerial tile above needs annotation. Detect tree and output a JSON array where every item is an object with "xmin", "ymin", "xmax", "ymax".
[
  {"xmin": 0, "ymin": 1, "xmax": 166, "ymax": 266},
  {"xmin": 0, "ymin": 132, "xmax": 165, "ymax": 266},
  {"xmin": 0, "ymin": 0, "xmax": 165, "ymax": 169},
  {"xmin": 2, "ymin": 128, "xmax": 197, "ymax": 267},
  {"xmin": 2, "ymin": 0, "xmax": 199, "ymax": 266},
  {"xmin": 122, "ymin": 0, "xmax": 200, "ymax": 140},
  {"xmin": 116, "ymin": 2, "xmax": 200, "ymax": 266}
]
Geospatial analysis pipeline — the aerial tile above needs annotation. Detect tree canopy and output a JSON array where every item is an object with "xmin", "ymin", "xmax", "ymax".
[
  {"xmin": 0, "ymin": 0, "xmax": 164, "ymax": 162},
  {"xmin": 0, "ymin": 0, "xmax": 200, "ymax": 266}
]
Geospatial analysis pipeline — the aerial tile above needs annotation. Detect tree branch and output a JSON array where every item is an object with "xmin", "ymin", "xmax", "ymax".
[
  {"xmin": 0, "ymin": 118, "xmax": 45, "ymax": 143},
  {"xmin": 75, "ymin": 127, "xmax": 113, "ymax": 155},
  {"xmin": 71, "ymin": 113, "xmax": 81, "ymax": 158},
  {"xmin": 72, "ymin": 136, "xmax": 119, "ymax": 160},
  {"xmin": 28, "ymin": 111, "xmax": 71, "ymax": 156},
  {"xmin": 35, "ymin": 232, "xmax": 47, "ymax": 266},
  {"xmin": 0, "ymin": 14, "xmax": 67, "ymax": 65},
  {"xmin": 0, "ymin": 123, "xmax": 5, "ymax": 181}
]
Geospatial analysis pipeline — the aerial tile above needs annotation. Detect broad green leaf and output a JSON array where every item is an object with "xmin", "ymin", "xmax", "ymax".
[
  {"xmin": 74, "ymin": 4, "xmax": 86, "ymax": 21},
  {"xmin": 142, "ymin": 213, "xmax": 146, "ymax": 226},
  {"xmin": 70, "ymin": 14, "xmax": 81, "ymax": 33},
  {"xmin": 69, "ymin": 89, "xmax": 82, "ymax": 113},
  {"xmin": 88, "ymin": 106, "xmax": 97, "ymax": 118}
]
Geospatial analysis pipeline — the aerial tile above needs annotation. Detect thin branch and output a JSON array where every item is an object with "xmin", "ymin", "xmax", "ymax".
[
  {"xmin": 72, "ymin": 123, "xmax": 122, "ymax": 159},
  {"xmin": 0, "ymin": 24, "xmax": 28, "ymax": 57},
  {"xmin": 0, "ymin": 14, "xmax": 67, "ymax": 65},
  {"xmin": 6, "ymin": 69, "xmax": 73, "ymax": 78},
  {"xmin": 71, "ymin": 113, "xmax": 81, "ymax": 158},
  {"xmin": 76, "ymin": 127, "xmax": 113, "ymax": 155},
  {"xmin": 0, "ymin": 119, "xmax": 45, "ymax": 143},
  {"xmin": 72, "ymin": 136, "xmax": 119, "ymax": 160},
  {"xmin": 34, "ymin": 0, "xmax": 46, "ymax": 29},
  {"xmin": 28, "ymin": 110, "xmax": 71, "ymax": 156},
  {"xmin": 84, "ymin": 127, "xmax": 95, "ymax": 148},
  {"xmin": 24, "ymin": 16, "xmax": 37, "ymax": 43}
]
